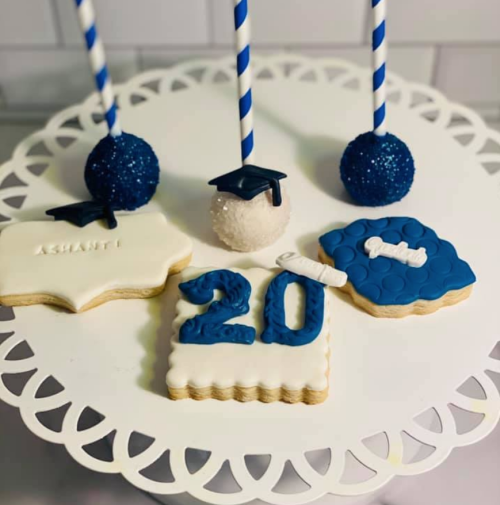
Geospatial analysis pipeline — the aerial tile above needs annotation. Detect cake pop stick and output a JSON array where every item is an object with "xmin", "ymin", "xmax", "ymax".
[
  {"xmin": 234, "ymin": 0, "xmax": 255, "ymax": 165},
  {"xmin": 372, "ymin": 0, "xmax": 387, "ymax": 137},
  {"xmin": 75, "ymin": 0, "xmax": 121, "ymax": 137}
]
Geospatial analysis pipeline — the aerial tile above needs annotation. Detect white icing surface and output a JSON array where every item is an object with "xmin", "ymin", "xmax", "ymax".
[
  {"xmin": 167, "ymin": 267, "xmax": 330, "ymax": 392},
  {"xmin": 364, "ymin": 236, "xmax": 428, "ymax": 268},
  {"xmin": 276, "ymin": 252, "xmax": 348, "ymax": 287},
  {"xmin": 0, "ymin": 212, "xmax": 192, "ymax": 311}
]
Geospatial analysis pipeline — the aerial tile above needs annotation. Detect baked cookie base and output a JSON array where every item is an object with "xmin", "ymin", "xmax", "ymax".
[
  {"xmin": 168, "ymin": 267, "xmax": 331, "ymax": 405},
  {"xmin": 168, "ymin": 336, "xmax": 331, "ymax": 406},
  {"xmin": 0, "ymin": 254, "xmax": 192, "ymax": 313},
  {"xmin": 318, "ymin": 246, "xmax": 473, "ymax": 318},
  {"xmin": 168, "ymin": 383, "xmax": 328, "ymax": 405}
]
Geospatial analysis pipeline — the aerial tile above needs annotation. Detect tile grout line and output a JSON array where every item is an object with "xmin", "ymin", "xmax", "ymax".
[
  {"xmin": 1, "ymin": 41, "xmax": 500, "ymax": 52},
  {"xmin": 136, "ymin": 48, "xmax": 146, "ymax": 72},
  {"xmin": 362, "ymin": 0, "xmax": 371, "ymax": 45},
  {"xmin": 49, "ymin": 0, "xmax": 65, "ymax": 48},
  {"xmin": 430, "ymin": 44, "xmax": 441, "ymax": 88},
  {"xmin": 206, "ymin": 0, "xmax": 217, "ymax": 48},
  {"xmin": 130, "ymin": 47, "xmax": 141, "ymax": 75}
]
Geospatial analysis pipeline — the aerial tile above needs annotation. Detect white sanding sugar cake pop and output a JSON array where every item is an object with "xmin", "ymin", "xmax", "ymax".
[
  {"xmin": 47, "ymin": 0, "xmax": 159, "ymax": 229},
  {"xmin": 209, "ymin": 166, "xmax": 291, "ymax": 252},
  {"xmin": 209, "ymin": 0, "xmax": 290, "ymax": 251},
  {"xmin": 340, "ymin": 0, "xmax": 415, "ymax": 207}
]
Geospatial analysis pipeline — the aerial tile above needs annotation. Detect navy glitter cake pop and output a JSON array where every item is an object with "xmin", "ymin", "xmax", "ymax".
[
  {"xmin": 85, "ymin": 132, "xmax": 159, "ymax": 211},
  {"xmin": 47, "ymin": 4, "xmax": 159, "ymax": 229},
  {"xmin": 339, "ymin": 0, "xmax": 415, "ymax": 207},
  {"xmin": 47, "ymin": 132, "xmax": 159, "ymax": 229},
  {"xmin": 340, "ymin": 131, "xmax": 415, "ymax": 207}
]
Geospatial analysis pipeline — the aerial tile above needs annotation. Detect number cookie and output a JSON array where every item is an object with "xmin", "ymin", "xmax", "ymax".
[
  {"xmin": 167, "ymin": 267, "xmax": 330, "ymax": 404},
  {"xmin": 319, "ymin": 217, "xmax": 476, "ymax": 318}
]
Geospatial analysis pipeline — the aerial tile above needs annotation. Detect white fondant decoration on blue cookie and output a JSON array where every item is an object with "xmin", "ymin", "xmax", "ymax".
[
  {"xmin": 276, "ymin": 252, "xmax": 348, "ymax": 287},
  {"xmin": 319, "ymin": 217, "xmax": 476, "ymax": 317},
  {"xmin": 364, "ymin": 237, "xmax": 427, "ymax": 268}
]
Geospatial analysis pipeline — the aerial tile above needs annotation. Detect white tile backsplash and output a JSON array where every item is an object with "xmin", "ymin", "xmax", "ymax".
[
  {"xmin": 211, "ymin": 0, "xmax": 368, "ymax": 45},
  {"xmin": 0, "ymin": 49, "xmax": 138, "ymax": 107},
  {"xmin": 389, "ymin": 0, "xmax": 500, "ymax": 43},
  {"xmin": 436, "ymin": 46, "xmax": 500, "ymax": 104},
  {"xmin": 54, "ymin": 0, "xmax": 210, "ymax": 47},
  {"xmin": 0, "ymin": 0, "xmax": 497, "ymax": 116},
  {"xmin": 297, "ymin": 46, "xmax": 437, "ymax": 84},
  {"xmin": 0, "ymin": 0, "xmax": 58, "ymax": 45}
]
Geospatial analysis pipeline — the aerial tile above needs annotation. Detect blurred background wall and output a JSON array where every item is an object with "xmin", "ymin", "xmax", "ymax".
[{"xmin": 0, "ymin": 0, "xmax": 499, "ymax": 129}]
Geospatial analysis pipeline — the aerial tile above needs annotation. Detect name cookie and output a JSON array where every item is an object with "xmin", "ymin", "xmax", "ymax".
[
  {"xmin": 167, "ymin": 267, "xmax": 330, "ymax": 404},
  {"xmin": 0, "ymin": 212, "xmax": 192, "ymax": 313},
  {"xmin": 318, "ymin": 217, "xmax": 476, "ymax": 318}
]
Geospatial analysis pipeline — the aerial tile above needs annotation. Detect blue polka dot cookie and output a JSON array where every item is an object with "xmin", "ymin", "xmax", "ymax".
[{"xmin": 318, "ymin": 217, "xmax": 476, "ymax": 318}]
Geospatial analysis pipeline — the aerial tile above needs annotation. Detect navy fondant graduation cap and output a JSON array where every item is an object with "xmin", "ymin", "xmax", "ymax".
[
  {"xmin": 209, "ymin": 165, "xmax": 287, "ymax": 207},
  {"xmin": 46, "ymin": 201, "xmax": 118, "ymax": 229}
]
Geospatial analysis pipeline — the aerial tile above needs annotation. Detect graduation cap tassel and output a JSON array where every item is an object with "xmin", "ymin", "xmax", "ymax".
[{"xmin": 269, "ymin": 179, "xmax": 282, "ymax": 207}]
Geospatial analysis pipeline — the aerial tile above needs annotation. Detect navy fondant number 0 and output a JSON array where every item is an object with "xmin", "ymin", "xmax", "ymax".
[
  {"xmin": 179, "ymin": 270, "xmax": 324, "ymax": 347},
  {"xmin": 262, "ymin": 271, "xmax": 325, "ymax": 347}
]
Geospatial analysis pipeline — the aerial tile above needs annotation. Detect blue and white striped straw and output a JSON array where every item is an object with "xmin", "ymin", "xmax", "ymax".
[
  {"xmin": 75, "ymin": 0, "xmax": 121, "ymax": 137},
  {"xmin": 233, "ymin": 0, "xmax": 254, "ymax": 165},
  {"xmin": 372, "ymin": 0, "xmax": 387, "ymax": 137}
]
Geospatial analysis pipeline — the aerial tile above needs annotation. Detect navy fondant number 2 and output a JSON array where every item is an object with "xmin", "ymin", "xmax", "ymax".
[
  {"xmin": 262, "ymin": 271, "xmax": 325, "ymax": 347},
  {"xmin": 179, "ymin": 270, "xmax": 256, "ymax": 345}
]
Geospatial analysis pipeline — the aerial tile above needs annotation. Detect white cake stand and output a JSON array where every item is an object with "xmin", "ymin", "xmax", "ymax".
[{"xmin": 0, "ymin": 55, "xmax": 500, "ymax": 505}]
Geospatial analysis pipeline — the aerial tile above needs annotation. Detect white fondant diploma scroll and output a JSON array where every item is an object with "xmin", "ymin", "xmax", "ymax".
[
  {"xmin": 0, "ymin": 212, "xmax": 192, "ymax": 311},
  {"xmin": 364, "ymin": 236, "xmax": 427, "ymax": 268},
  {"xmin": 276, "ymin": 252, "xmax": 348, "ymax": 287}
]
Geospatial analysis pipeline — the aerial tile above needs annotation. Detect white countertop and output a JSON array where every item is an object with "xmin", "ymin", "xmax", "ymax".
[{"xmin": 0, "ymin": 120, "xmax": 499, "ymax": 505}]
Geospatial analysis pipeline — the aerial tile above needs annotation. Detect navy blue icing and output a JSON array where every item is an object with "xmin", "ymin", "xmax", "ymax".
[
  {"xmin": 340, "ymin": 132, "xmax": 415, "ymax": 207},
  {"xmin": 85, "ymin": 132, "xmax": 159, "ymax": 212},
  {"xmin": 179, "ymin": 269, "xmax": 256, "ymax": 345},
  {"xmin": 47, "ymin": 133, "xmax": 159, "ymax": 229},
  {"xmin": 261, "ymin": 271, "xmax": 325, "ymax": 347},
  {"xmin": 319, "ymin": 217, "xmax": 476, "ymax": 306}
]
